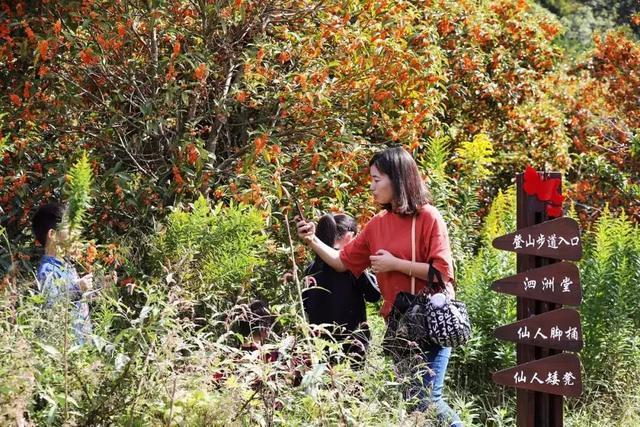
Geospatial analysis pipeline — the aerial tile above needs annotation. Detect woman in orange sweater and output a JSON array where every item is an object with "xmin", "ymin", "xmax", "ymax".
[{"xmin": 296, "ymin": 146, "xmax": 462, "ymax": 426}]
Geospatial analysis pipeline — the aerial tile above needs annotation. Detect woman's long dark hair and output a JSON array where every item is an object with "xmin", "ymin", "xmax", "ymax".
[
  {"xmin": 314, "ymin": 213, "xmax": 357, "ymax": 263},
  {"xmin": 369, "ymin": 146, "xmax": 431, "ymax": 216}
]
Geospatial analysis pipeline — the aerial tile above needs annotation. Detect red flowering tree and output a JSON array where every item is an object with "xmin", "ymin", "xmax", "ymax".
[
  {"xmin": 1, "ymin": 0, "xmax": 638, "ymax": 274},
  {"xmin": 564, "ymin": 31, "xmax": 640, "ymax": 221}
]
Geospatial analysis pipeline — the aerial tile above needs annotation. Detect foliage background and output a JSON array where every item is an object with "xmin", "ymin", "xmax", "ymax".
[{"xmin": 1, "ymin": 0, "xmax": 639, "ymax": 425}]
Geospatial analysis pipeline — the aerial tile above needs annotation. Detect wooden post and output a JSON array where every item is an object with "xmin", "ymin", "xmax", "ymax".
[{"xmin": 516, "ymin": 172, "xmax": 563, "ymax": 427}]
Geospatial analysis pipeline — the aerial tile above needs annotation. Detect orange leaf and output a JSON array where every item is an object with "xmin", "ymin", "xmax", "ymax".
[
  {"xmin": 38, "ymin": 39, "xmax": 49, "ymax": 60},
  {"xmin": 194, "ymin": 63, "xmax": 207, "ymax": 80},
  {"xmin": 235, "ymin": 91, "xmax": 249, "ymax": 102},
  {"xmin": 9, "ymin": 94, "xmax": 21, "ymax": 107},
  {"xmin": 254, "ymin": 134, "xmax": 268, "ymax": 155},
  {"xmin": 278, "ymin": 51, "xmax": 291, "ymax": 64},
  {"xmin": 80, "ymin": 48, "xmax": 99, "ymax": 65},
  {"xmin": 23, "ymin": 81, "xmax": 32, "ymax": 99},
  {"xmin": 53, "ymin": 19, "xmax": 62, "ymax": 35},
  {"xmin": 172, "ymin": 41, "xmax": 181, "ymax": 58}
]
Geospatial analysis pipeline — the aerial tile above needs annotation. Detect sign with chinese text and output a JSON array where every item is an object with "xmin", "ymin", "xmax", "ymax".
[
  {"xmin": 491, "ymin": 262, "xmax": 582, "ymax": 305},
  {"xmin": 492, "ymin": 217, "xmax": 582, "ymax": 261},
  {"xmin": 493, "ymin": 353, "xmax": 582, "ymax": 397},
  {"xmin": 492, "ymin": 172, "xmax": 585, "ymax": 423},
  {"xmin": 494, "ymin": 308, "xmax": 583, "ymax": 352}
]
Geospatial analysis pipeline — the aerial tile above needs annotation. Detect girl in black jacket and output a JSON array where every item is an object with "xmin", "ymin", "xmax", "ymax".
[{"xmin": 303, "ymin": 213, "xmax": 380, "ymax": 366}]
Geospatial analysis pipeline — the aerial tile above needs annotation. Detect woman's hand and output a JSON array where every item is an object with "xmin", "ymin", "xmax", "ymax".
[
  {"xmin": 294, "ymin": 216, "xmax": 347, "ymax": 272},
  {"xmin": 295, "ymin": 216, "xmax": 316, "ymax": 244},
  {"xmin": 369, "ymin": 249, "xmax": 398, "ymax": 274}
]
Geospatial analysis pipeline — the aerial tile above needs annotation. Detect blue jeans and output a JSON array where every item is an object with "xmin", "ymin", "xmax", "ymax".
[{"xmin": 397, "ymin": 345, "xmax": 462, "ymax": 426}]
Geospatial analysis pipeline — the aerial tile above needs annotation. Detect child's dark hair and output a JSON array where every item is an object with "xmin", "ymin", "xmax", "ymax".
[
  {"xmin": 229, "ymin": 300, "xmax": 275, "ymax": 338},
  {"xmin": 32, "ymin": 202, "xmax": 65, "ymax": 246},
  {"xmin": 315, "ymin": 213, "xmax": 358, "ymax": 249}
]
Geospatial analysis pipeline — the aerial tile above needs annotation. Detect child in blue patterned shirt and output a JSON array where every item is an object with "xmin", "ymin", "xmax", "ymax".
[{"xmin": 32, "ymin": 203, "xmax": 93, "ymax": 344}]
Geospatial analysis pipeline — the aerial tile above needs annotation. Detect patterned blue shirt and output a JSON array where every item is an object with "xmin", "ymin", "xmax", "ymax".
[{"xmin": 36, "ymin": 255, "xmax": 92, "ymax": 344}]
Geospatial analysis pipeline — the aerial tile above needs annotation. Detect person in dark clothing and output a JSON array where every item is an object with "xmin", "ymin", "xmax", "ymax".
[
  {"xmin": 228, "ymin": 299, "xmax": 277, "ymax": 354},
  {"xmin": 223, "ymin": 300, "xmax": 308, "ymax": 390},
  {"xmin": 303, "ymin": 213, "xmax": 380, "ymax": 366},
  {"xmin": 214, "ymin": 300, "xmax": 280, "ymax": 387}
]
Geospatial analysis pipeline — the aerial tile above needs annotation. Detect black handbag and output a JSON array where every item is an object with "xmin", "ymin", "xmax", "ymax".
[
  {"xmin": 423, "ymin": 265, "xmax": 472, "ymax": 348},
  {"xmin": 382, "ymin": 291, "xmax": 431, "ymax": 359},
  {"xmin": 382, "ymin": 217, "xmax": 431, "ymax": 359}
]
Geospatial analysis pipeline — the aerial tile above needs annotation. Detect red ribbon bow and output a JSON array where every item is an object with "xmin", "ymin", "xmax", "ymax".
[{"xmin": 523, "ymin": 166, "xmax": 564, "ymax": 217}]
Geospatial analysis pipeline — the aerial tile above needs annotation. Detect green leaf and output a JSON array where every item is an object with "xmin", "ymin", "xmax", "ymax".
[{"xmin": 37, "ymin": 343, "xmax": 61, "ymax": 360}]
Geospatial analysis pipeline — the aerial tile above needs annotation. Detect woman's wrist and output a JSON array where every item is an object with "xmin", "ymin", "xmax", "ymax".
[
  {"xmin": 395, "ymin": 258, "xmax": 416, "ymax": 277},
  {"xmin": 402, "ymin": 260, "xmax": 430, "ymax": 280},
  {"xmin": 306, "ymin": 235, "xmax": 319, "ymax": 247}
]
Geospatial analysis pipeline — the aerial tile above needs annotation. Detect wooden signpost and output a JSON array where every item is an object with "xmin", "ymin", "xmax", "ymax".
[
  {"xmin": 492, "ymin": 217, "xmax": 582, "ymax": 261},
  {"xmin": 491, "ymin": 172, "xmax": 583, "ymax": 427},
  {"xmin": 493, "ymin": 353, "xmax": 582, "ymax": 397},
  {"xmin": 491, "ymin": 262, "xmax": 581, "ymax": 306},
  {"xmin": 494, "ymin": 308, "xmax": 583, "ymax": 352}
]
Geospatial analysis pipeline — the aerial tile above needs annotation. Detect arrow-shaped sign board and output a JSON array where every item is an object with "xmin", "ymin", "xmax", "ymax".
[
  {"xmin": 492, "ymin": 217, "xmax": 582, "ymax": 261},
  {"xmin": 494, "ymin": 308, "xmax": 583, "ymax": 351},
  {"xmin": 493, "ymin": 352, "xmax": 582, "ymax": 397},
  {"xmin": 491, "ymin": 262, "xmax": 581, "ymax": 305}
]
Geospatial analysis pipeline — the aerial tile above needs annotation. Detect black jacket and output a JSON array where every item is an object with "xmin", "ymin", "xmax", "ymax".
[{"xmin": 303, "ymin": 259, "xmax": 380, "ymax": 333}]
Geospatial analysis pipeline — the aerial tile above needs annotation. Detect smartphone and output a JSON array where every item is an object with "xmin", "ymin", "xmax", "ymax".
[{"xmin": 294, "ymin": 199, "xmax": 306, "ymax": 222}]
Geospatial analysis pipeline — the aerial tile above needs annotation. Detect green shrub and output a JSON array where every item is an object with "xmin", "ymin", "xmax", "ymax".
[
  {"xmin": 449, "ymin": 187, "xmax": 517, "ymax": 416},
  {"xmin": 64, "ymin": 151, "xmax": 94, "ymax": 235},
  {"xmin": 419, "ymin": 133, "xmax": 497, "ymax": 262},
  {"xmin": 579, "ymin": 206, "xmax": 640, "ymax": 396},
  {"xmin": 151, "ymin": 196, "xmax": 267, "ymax": 309}
]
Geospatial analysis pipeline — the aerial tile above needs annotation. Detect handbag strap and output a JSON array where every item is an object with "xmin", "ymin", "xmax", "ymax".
[
  {"xmin": 408, "ymin": 215, "xmax": 447, "ymax": 295},
  {"xmin": 411, "ymin": 216, "xmax": 416, "ymax": 295},
  {"xmin": 427, "ymin": 263, "xmax": 446, "ymax": 293}
]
